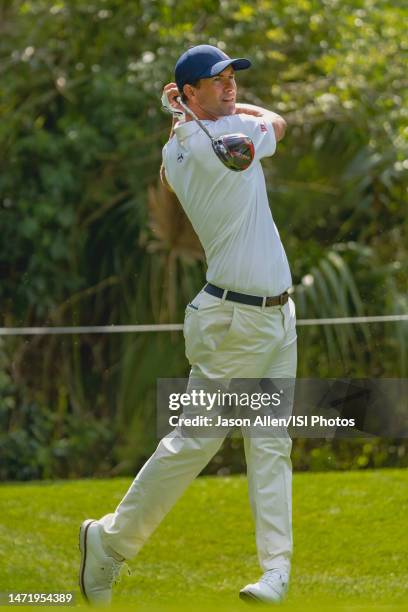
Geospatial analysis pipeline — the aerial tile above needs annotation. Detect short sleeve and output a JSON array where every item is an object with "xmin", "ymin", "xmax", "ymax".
[{"xmin": 216, "ymin": 114, "xmax": 277, "ymax": 163}]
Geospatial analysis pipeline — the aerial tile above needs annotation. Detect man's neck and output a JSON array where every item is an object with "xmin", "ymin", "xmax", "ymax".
[{"xmin": 183, "ymin": 102, "xmax": 220, "ymax": 122}]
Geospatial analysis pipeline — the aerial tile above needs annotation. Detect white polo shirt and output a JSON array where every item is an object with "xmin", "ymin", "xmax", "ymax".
[{"xmin": 162, "ymin": 113, "xmax": 292, "ymax": 296}]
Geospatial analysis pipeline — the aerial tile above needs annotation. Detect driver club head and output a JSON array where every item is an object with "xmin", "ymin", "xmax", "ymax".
[
  {"xmin": 175, "ymin": 97, "xmax": 255, "ymax": 172},
  {"xmin": 211, "ymin": 133, "xmax": 255, "ymax": 172}
]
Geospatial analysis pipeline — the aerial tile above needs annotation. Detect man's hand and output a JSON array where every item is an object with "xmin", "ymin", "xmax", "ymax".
[
  {"xmin": 161, "ymin": 82, "xmax": 184, "ymax": 115},
  {"xmin": 235, "ymin": 102, "xmax": 287, "ymax": 142},
  {"xmin": 160, "ymin": 83, "xmax": 182, "ymax": 192}
]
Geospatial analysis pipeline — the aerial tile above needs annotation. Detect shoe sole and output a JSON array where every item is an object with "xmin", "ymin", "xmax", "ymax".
[
  {"xmin": 239, "ymin": 590, "xmax": 262, "ymax": 604},
  {"xmin": 239, "ymin": 589, "xmax": 285, "ymax": 605},
  {"xmin": 79, "ymin": 519, "xmax": 96, "ymax": 604}
]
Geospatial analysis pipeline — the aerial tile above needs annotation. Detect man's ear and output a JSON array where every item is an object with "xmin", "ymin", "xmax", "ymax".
[{"xmin": 183, "ymin": 84, "xmax": 194, "ymax": 102}]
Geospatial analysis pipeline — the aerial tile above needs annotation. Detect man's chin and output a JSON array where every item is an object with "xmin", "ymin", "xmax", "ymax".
[{"xmin": 219, "ymin": 102, "xmax": 236, "ymax": 116}]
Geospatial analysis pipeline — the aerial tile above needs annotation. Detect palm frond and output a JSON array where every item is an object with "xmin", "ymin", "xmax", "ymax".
[
  {"xmin": 294, "ymin": 249, "xmax": 371, "ymax": 374},
  {"xmin": 142, "ymin": 182, "xmax": 205, "ymax": 322}
]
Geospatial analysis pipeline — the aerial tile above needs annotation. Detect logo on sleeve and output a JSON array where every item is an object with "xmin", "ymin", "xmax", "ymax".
[
  {"xmin": 177, "ymin": 153, "xmax": 184, "ymax": 163},
  {"xmin": 260, "ymin": 122, "xmax": 267, "ymax": 133}
]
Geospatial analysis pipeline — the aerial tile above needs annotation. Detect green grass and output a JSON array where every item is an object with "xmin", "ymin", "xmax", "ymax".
[{"xmin": 0, "ymin": 469, "xmax": 407, "ymax": 610}]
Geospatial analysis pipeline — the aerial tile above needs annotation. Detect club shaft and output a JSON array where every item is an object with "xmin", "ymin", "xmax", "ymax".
[{"xmin": 177, "ymin": 97, "xmax": 214, "ymax": 142}]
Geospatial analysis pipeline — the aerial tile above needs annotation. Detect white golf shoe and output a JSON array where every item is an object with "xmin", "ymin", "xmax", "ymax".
[
  {"xmin": 79, "ymin": 519, "xmax": 126, "ymax": 606},
  {"xmin": 239, "ymin": 568, "xmax": 289, "ymax": 604}
]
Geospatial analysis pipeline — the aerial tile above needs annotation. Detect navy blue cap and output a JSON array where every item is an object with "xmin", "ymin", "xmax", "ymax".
[{"xmin": 175, "ymin": 44, "xmax": 251, "ymax": 92}]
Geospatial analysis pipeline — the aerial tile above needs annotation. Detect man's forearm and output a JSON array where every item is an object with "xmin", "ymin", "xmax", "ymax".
[
  {"xmin": 160, "ymin": 116, "xmax": 179, "ymax": 192},
  {"xmin": 167, "ymin": 114, "xmax": 179, "ymax": 141},
  {"xmin": 235, "ymin": 103, "xmax": 287, "ymax": 142}
]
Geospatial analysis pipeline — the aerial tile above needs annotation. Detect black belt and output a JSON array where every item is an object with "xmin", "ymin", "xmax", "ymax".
[{"xmin": 204, "ymin": 283, "xmax": 289, "ymax": 307}]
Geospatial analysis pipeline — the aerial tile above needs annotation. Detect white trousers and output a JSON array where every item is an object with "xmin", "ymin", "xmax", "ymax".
[{"xmin": 99, "ymin": 289, "xmax": 297, "ymax": 573}]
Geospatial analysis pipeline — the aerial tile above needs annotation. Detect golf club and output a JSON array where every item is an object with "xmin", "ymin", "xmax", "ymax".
[{"xmin": 175, "ymin": 97, "xmax": 255, "ymax": 172}]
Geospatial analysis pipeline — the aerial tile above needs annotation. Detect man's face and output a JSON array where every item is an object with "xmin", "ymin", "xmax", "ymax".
[{"xmin": 190, "ymin": 66, "xmax": 237, "ymax": 117}]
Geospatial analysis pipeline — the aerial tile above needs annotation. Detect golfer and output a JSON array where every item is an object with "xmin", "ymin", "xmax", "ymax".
[{"xmin": 79, "ymin": 45, "xmax": 297, "ymax": 605}]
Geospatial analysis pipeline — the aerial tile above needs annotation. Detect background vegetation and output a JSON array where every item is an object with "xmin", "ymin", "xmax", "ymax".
[{"xmin": 0, "ymin": 0, "xmax": 407, "ymax": 480}]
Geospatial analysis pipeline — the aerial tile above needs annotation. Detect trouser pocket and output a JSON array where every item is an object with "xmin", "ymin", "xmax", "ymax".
[{"xmin": 183, "ymin": 301, "xmax": 236, "ymax": 364}]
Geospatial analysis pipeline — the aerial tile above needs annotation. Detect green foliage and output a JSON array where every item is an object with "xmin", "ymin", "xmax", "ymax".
[
  {"xmin": 293, "ymin": 243, "xmax": 408, "ymax": 377},
  {"xmin": 292, "ymin": 438, "xmax": 407, "ymax": 471},
  {"xmin": 0, "ymin": 400, "xmax": 117, "ymax": 480},
  {"xmin": 0, "ymin": 0, "xmax": 407, "ymax": 479},
  {"xmin": 0, "ymin": 340, "xmax": 117, "ymax": 480}
]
